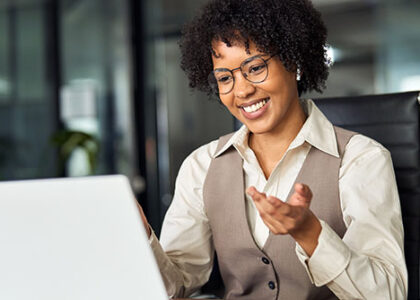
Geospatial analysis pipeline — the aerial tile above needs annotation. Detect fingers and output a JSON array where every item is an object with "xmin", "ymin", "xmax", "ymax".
[
  {"xmin": 252, "ymin": 194, "xmax": 305, "ymax": 235},
  {"xmin": 246, "ymin": 186, "xmax": 266, "ymax": 202},
  {"xmin": 247, "ymin": 190, "xmax": 288, "ymax": 234},
  {"xmin": 246, "ymin": 185, "xmax": 315, "ymax": 236},
  {"xmin": 246, "ymin": 186, "xmax": 291, "ymax": 221},
  {"xmin": 246, "ymin": 186, "xmax": 284, "ymax": 211},
  {"xmin": 295, "ymin": 183, "xmax": 312, "ymax": 199},
  {"xmin": 287, "ymin": 183, "xmax": 312, "ymax": 208},
  {"xmin": 260, "ymin": 214, "xmax": 288, "ymax": 235}
]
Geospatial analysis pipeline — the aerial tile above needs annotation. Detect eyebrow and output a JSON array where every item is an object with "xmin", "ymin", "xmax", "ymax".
[{"xmin": 213, "ymin": 54, "xmax": 266, "ymax": 71}]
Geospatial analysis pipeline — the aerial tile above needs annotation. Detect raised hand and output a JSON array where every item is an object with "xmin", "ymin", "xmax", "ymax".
[{"xmin": 246, "ymin": 183, "xmax": 321, "ymax": 256}]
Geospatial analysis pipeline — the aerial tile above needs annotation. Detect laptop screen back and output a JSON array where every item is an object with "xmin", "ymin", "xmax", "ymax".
[{"xmin": 0, "ymin": 175, "xmax": 167, "ymax": 300}]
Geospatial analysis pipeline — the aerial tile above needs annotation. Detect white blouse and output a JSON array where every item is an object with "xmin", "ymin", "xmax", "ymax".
[{"xmin": 149, "ymin": 99, "xmax": 408, "ymax": 299}]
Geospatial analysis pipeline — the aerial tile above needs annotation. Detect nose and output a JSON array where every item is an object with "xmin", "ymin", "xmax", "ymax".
[{"xmin": 233, "ymin": 72, "xmax": 256, "ymax": 99}]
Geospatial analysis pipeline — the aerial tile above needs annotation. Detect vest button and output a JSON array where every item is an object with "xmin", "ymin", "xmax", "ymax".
[
  {"xmin": 261, "ymin": 257, "xmax": 270, "ymax": 264},
  {"xmin": 268, "ymin": 281, "xmax": 275, "ymax": 290}
]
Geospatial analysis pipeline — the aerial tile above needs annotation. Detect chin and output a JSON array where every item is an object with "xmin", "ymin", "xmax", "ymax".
[{"xmin": 246, "ymin": 124, "xmax": 272, "ymax": 135}]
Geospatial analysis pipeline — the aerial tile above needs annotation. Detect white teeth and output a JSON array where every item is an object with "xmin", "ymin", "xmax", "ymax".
[{"xmin": 243, "ymin": 99, "xmax": 267, "ymax": 113}]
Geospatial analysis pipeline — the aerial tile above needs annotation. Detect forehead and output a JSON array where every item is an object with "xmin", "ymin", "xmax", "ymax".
[{"xmin": 211, "ymin": 40, "xmax": 264, "ymax": 69}]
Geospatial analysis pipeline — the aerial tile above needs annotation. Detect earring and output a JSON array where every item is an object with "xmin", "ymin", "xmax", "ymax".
[{"xmin": 296, "ymin": 68, "xmax": 301, "ymax": 81}]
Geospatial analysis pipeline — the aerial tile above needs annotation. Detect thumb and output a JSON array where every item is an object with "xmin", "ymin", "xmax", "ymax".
[{"xmin": 287, "ymin": 183, "xmax": 312, "ymax": 208}]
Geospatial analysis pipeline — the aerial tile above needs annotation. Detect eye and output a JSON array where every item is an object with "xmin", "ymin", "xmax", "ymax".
[
  {"xmin": 216, "ymin": 74, "xmax": 233, "ymax": 85},
  {"xmin": 248, "ymin": 64, "xmax": 265, "ymax": 74}
]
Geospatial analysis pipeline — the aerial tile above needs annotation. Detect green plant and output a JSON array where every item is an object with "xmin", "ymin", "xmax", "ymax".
[{"xmin": 50, "ymin": 130, "xmax": 99, "ymax": 175}]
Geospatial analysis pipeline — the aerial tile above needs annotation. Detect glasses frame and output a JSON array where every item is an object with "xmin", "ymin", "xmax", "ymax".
[{"xmin": 209, "ymin": 54, "xmax": 277, "ymax": 95}]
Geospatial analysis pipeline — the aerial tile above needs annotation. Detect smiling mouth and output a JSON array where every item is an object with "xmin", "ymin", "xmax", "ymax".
[{"xmin": 241, "ymin": 98, "xmax": 270, "ymax": 113}]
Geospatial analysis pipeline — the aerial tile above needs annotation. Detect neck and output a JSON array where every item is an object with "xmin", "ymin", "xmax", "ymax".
[
  {"xmin": 248, "ymin": 99, "xmax": 307, "ymax": 178},
  {"xmin": 250, "ymin": 99, "xmax": 306, "ymax": 153}
]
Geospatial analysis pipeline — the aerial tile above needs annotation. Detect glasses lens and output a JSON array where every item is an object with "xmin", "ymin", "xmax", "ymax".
[
  {"xmin": 208, "ymin": 70, "xmax": 234, "ymax": 94},
  {"xmin": 241, "ymin": 57, "xmax": 268, "ymax": 83}
]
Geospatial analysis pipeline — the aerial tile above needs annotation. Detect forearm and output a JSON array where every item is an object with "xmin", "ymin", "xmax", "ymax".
[
  {"xmin": 291, "ymin": 212, "xmax": 321, "ymax": 257},
  {"xmin": 147, "ymin": 143, "xmax": 219, "ymax": 297},
  {"xmin": 149, "ymin": 229, "xmax": 214, "ymax": 298},
  {"xmin": 149, "ymin": 230, "xmax": 186, "ymax": 298}
]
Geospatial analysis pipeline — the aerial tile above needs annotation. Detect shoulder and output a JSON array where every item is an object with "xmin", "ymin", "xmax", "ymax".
[
  {"xmin": 344, "ymin": 133, "xmax": 390, "ymax": 163},
  {"xmin": 340, "ymin": 132, "xmax": 394, "ymax": 180}
]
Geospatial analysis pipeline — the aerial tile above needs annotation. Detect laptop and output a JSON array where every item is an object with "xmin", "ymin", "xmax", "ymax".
[{"xmin": 0, "ymin": 175, "xmax": 168, "ymax": 300}]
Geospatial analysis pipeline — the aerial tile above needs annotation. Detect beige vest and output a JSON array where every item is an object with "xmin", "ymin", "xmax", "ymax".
[{"xmin": 203, "ymin": 126, "xmax": 355, "ymax": 300}]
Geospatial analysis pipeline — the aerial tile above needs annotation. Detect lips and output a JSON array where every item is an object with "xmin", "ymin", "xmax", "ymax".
[
  {"xmin": 242, "ymin": 98, "xmax": 269, "ymax": 113},
  {"xmin": 239, "ymin": 97, "xmax": 270, "ymax": 120}
]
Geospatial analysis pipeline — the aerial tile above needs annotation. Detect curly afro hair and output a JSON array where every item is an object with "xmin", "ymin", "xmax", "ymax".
[{"xmin": 179, "ymin": 0, "xmax": 330, "ymax": 97}]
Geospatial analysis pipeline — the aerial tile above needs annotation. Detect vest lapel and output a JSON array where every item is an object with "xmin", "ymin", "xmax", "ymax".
[{"xmin": 204, "ymin": 145, "xmax": 263, "ymax": 252}]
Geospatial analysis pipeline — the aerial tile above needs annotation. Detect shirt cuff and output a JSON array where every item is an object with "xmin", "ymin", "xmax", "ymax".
[
  {"xmin": 295, "ymin": 220, "xmax": 351, "ymax": 286},
  {"xmin": 148, "ymin": 227, "xmax": 164, "ymax": 254}
]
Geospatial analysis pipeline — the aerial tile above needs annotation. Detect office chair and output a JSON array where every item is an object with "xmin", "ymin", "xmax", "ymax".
[
  {"xmin": 313, "ymin": 91, "xmax": 420, "ymax": 300},
  {"xmin": 203, "ymin": 91, "xmax": 420, "ymax": 299}
]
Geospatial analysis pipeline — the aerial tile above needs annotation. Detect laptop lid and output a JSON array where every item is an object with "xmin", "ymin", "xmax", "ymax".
[{"xmin": 0, "ymin": 175, "xmax": 167, "ymax": 300}]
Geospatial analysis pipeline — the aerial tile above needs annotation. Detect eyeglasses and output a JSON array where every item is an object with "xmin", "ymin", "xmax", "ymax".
[{"xmin": 208, "ymin": 54, "xmax": 276, "ymax": 95}]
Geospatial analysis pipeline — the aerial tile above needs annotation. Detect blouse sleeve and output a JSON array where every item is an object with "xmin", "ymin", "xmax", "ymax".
[
  {"xmin": 151, "ymin": 142, "xmax": 218, "ymax": 298},
  {"xmin": 295, "ymin": 134, "xmax": 408, "ymax": 299}
]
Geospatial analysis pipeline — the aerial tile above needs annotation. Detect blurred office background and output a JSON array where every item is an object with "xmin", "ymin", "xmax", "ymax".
[{"xmin": 0, "ymin": 0, "xmax": 419, "ymax": 233}]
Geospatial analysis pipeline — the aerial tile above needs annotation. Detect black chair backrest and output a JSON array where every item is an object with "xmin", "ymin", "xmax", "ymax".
[{"xmin": 314, "ymin": 91, "xmax": 420, "ymax": 300}]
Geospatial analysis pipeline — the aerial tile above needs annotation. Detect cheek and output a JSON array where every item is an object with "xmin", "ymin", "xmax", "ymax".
[
  {"xmin": 220, "ymin": 96, "xmax": 241, "ymax": 117},
  {"xmin": 265, "ymin": 73, "xmax": 297, "ymax": 95},
  {"xmin": 219, "ymin": 95, "xmax": 234, "ymax": 109}
]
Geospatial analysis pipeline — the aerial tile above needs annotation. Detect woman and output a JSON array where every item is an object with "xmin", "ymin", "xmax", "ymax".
[{"xmin": 139, "ymin": 0, "xmax": 407, "ymax": 299}]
